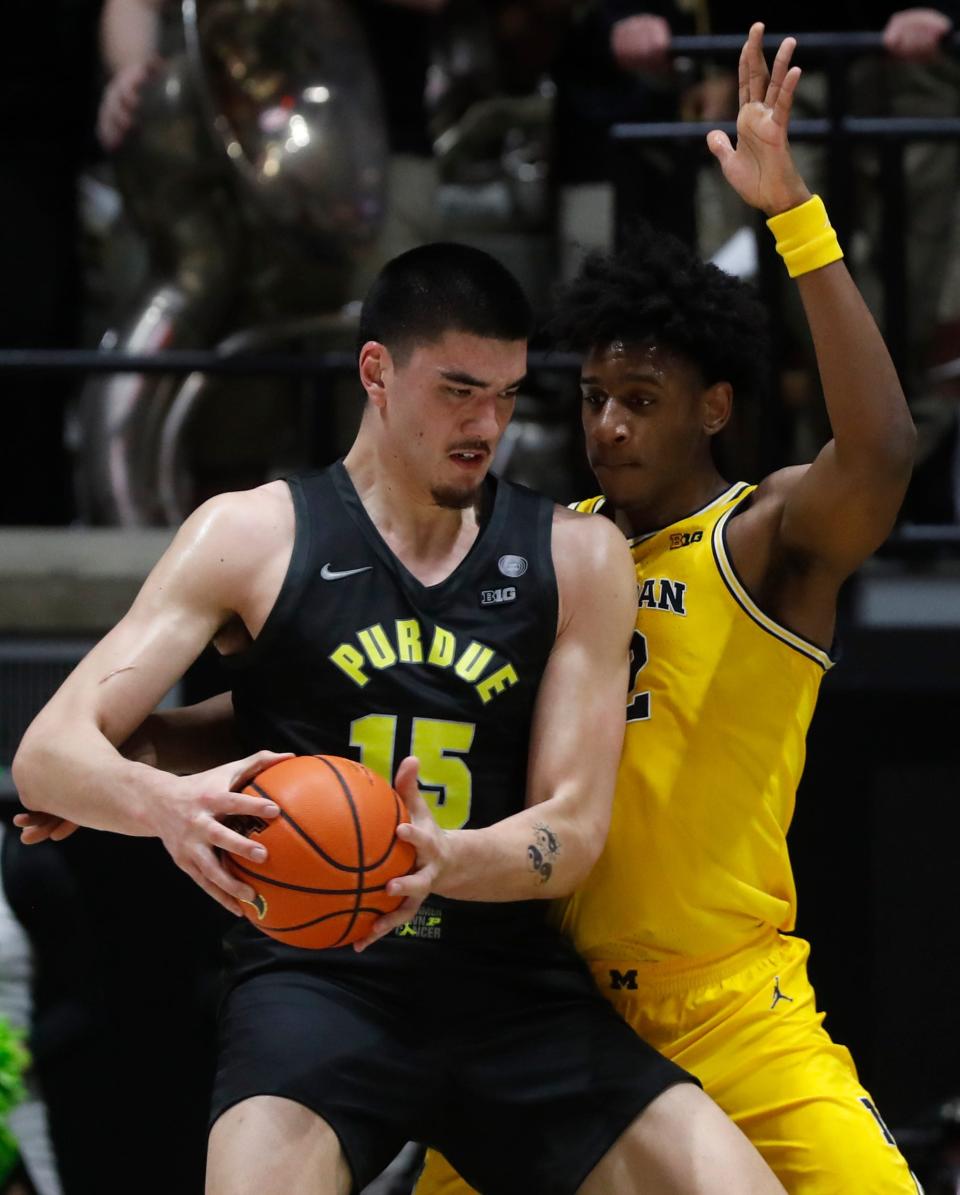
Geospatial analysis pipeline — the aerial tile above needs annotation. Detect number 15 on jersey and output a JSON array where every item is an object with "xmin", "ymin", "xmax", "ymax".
[{"xmin": 350, "ymin": 714, "xmax": 476, "ymax": 830}]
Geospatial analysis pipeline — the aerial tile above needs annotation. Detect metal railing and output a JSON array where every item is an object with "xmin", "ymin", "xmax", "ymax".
[
  {"xmin": 1, "ymin": 33, "xmax": 958, "ymax": 541},
  {"xmin": 0, "ymin": 344, "xmax": 956, "ymax": 550},
  {"xmin": 0, "ymin": 349, "xmax": 579, "ymax": 376}
]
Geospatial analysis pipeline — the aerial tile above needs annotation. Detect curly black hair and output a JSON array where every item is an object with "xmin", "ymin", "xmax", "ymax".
[{"xmin": 549, "ymin": 223, "xmax": 770, "ymax": 402}]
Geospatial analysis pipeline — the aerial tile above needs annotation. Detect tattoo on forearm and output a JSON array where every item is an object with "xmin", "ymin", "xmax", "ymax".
[{"xmin": 527, "ymin": 823, "xmax": 560, "ymax": 884}]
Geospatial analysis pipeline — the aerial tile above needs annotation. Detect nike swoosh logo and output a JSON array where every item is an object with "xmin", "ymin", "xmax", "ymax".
[{"xmin": 320, "ymin": 563, "xmax": 373, "ymax": 581}]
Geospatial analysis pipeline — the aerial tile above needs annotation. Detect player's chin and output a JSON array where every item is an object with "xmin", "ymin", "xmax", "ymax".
[
  {"xmin": 593, "ymin": 464, "xmax": 647, "ymax": 509},
  {"xmin": 431, "ymin": 466, "xmax": 489, "ymax": 510},
  {"xmin": 431, "ymin": 483, "xmax": 483, "ymax": 510}
]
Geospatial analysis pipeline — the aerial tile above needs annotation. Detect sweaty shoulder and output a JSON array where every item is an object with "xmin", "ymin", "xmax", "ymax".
[
  {"xmin": 552, "ymin": 506, "xmax": 636, "ymax": 634},
  {"xmin": 164, "ymin": 482, "xmax": 295, "ymax": 632},
  {"xmin": 179, "ymin": 482, "xmax": 293, "ymax": 573},
  {"xmin": 553, "ymin": 502, "xmax": 627, "ymax": 559}
]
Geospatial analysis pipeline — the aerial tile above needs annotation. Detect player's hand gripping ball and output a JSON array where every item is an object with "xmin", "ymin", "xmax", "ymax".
[{"xmin": 224, "ymin": 755, "xmax": 416, "ymax": 948}]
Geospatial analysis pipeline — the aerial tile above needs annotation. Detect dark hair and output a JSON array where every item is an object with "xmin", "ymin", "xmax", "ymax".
[
  {"xmin": 357, "ymin": 242, "xmax": 533, "ymax": 362},
  {"xmin": 549, "ymin": 224, "xmax": 770, "ymax": 402}
]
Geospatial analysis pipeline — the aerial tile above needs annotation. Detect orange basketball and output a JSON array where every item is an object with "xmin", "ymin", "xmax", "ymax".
[{"xmin": 224, "ymin": 755, "xmax": 416, "ymax": 949}]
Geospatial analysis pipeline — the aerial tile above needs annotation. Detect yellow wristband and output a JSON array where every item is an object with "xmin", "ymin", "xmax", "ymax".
[{"xmin": 766, "ymin": 194, "xmax": 843, "ymax": 279}]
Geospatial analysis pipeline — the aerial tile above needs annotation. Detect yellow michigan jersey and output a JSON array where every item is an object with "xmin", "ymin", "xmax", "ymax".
[
  {"xmin": 560, "ymin": 481, "xmax": 832, "ymax": 964},
  {"xmin": 416, "ymin": 483, "xmax": 921, "ymax": 1195}
]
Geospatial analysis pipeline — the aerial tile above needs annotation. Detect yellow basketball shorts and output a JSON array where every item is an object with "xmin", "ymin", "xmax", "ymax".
[{"xmin": 416, "ymin": 933, "xmax": 921, "ymax": 1195}]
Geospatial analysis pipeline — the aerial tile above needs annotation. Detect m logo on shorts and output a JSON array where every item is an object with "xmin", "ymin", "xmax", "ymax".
[{"xmin": 609, "ymin": 969, "xmax": 639, "ymax": 991}]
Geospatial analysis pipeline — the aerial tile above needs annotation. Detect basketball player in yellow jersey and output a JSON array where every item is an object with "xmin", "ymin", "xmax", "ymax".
[
  {"xmin": 419, "ymin": 24, "xmax": 921, "ymax": 1195},
  {"xmin": 15, "ymin": 27, "xmax": 915, "ymax": 1194}
]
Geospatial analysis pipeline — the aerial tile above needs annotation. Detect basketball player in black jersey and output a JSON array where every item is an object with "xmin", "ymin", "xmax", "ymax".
[{"xmin": 13, "ymin": 247, "xmax": 785, "ymax": 1194}]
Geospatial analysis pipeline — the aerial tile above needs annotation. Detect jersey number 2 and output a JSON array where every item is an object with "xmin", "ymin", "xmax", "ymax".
[
  {"xmin": 627, "ymin": 630, "xmax": 651, "ymax": 722},
  {"xmin": 349, "ymin": 714, "xmax": 476, "ymax": 830}
]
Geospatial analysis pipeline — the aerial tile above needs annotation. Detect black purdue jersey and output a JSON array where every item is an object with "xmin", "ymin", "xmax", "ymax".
[{"xmin": 223, "ymin": 461, "xmax": 559, "ymax": 950}]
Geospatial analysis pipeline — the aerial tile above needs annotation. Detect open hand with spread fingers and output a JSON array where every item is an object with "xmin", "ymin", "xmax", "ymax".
[
  {"xmin": 16, "ymin": 750, "xmax": 292, "ymax": 914},
  {"xmin": 707, "ymin": 23, "xmax": 812, "ymax": 217},
  {"xmin": 148, "ymin": 750, "xmax": 292, "ymax": 917}
]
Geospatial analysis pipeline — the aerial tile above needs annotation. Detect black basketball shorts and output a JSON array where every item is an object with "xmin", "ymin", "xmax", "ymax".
[{"xmin": 210, "ymin": 931, "xmax": 695, "ymax": 1194}]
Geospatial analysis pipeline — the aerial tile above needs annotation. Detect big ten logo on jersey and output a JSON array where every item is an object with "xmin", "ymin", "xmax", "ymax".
[
  {"xmin": 329, "ymin": 619, "xmax": 518, "ymax": 705},
  {"xmin": 637, "ymin": 577, "xmax": 687, "ymax": 616},
  {"xmin": 670, "ymin": 528, "xmax": 703, "ymax": 550},
  {"xmin": 480, "ymin": 585, "xmax": 516, "ymax": 607}
]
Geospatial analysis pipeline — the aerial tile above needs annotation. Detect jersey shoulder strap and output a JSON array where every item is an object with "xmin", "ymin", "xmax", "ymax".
[{"xmin": 570, "ymin": 494, "xmax": 607, "ymax": 515}]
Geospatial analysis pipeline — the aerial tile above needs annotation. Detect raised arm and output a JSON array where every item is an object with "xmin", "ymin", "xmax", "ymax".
[
  {"xmin": 12, "ymin": 490, "xmax": 291, "ymax": 913},
  {"xmin": 355, "ymin": 510, "xmax": 637, "ymax": 948},
  {"xmin": 707, "ymin": 25, "xmax": 916, "ymax": 580}
]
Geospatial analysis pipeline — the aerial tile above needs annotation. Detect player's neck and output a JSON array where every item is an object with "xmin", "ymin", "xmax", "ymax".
[
  {"xmin": 342, "ymin": 441, "xmax": 485, "ymax": 578},
  {"xmin": 616, "ymin": 469, "xmax": 730, "ymax": 538}
]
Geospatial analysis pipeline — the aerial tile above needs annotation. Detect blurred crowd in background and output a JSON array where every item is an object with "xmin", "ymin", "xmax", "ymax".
[
  {"xmin": 2, "ymin": 3, "xmax": 960, "ymax": 1194},
  {"xmin": 2, "ymin": 0, "xmax": 960, "ymax": 528}
]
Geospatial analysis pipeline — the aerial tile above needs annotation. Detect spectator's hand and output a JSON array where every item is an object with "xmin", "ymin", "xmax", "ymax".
[
  {"xmin": 610, "ymin": 14, "xmax": 672, "ymax": 73},
  {"xmin": 13, "ymin": 811, "xmax": 80, "ymax": 844},
  {"xmin": 884, "ymin": 8, "xmax": 953, "ymax": 61},
  {"xmin": 352, "ymin": 756, "xmax": 448, "ymax": 952},
  {"xmin": 97, "ymin": 58, "xmax": 164, "ymax": 152},
  {"xmin": 682, "ymin": 72, "xmax": 738, "ymax": 122},
  {"xmin": 146, "ymin": 750, "xmax": 292, "ymax": 916},
  {"xmin": 706, "ymin": 23, "xmax": 811, "ymax": 217}
]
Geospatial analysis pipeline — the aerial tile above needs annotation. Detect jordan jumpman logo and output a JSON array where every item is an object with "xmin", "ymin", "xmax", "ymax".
[{"xmin": 770, "ymin": 976, "xmax": 794, "ymax": 1010}]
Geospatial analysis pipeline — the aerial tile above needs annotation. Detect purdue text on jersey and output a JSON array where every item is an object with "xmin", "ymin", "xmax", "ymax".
[{"xmin": 329, "ymin": 619, "xmax": 519, "ymax": 705}]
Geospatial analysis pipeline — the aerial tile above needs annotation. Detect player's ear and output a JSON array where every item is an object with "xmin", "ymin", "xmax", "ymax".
[
  {"xmin": 702, "ymin": 381, "xmax": 733, "ymax": 437},
  {"xmin": 358, "ymin": 341, "xmax": 392, "ymax": 409}
]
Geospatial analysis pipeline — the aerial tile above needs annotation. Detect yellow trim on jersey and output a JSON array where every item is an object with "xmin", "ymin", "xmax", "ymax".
[
  {"xmin": 569, "ymin": 495, "xmax": 607, "ymax": 514},
  {"xmin": 712, "ymin": 504, "xmax": 835, "ymax": 672},
  {"xmin": 571, "ymin": 482, "xmax": 752, "ymax": 540},
  {"xmin": 628, "ymin": 482, "xmax": 753, "ymax": 547}
]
